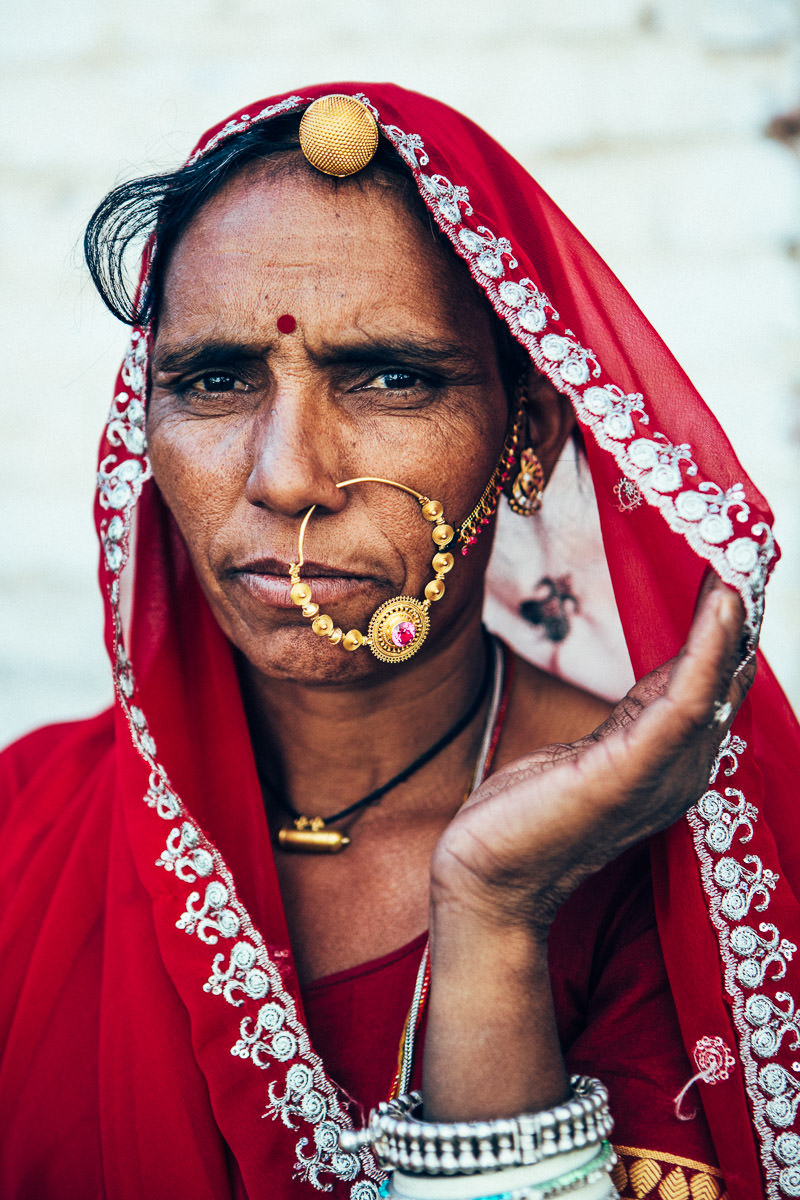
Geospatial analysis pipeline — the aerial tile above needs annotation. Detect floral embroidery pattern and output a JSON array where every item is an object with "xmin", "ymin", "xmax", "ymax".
[
  {"xmin": 419, "ymin": 173, "xmax": 472, "ymax": 224},
  {"xmin": 232, "ymin": 999, "xmax": 298, "ymax": 1066},
  {"xmin": 98, "ymin": 331, "xmax": 151, "ymax": 574},
  {"xmin": 381, "ymin": 124, "xmax": 428, "ymax": 169},
  {"xmin": 689, "ymin": 735, "xmax": 800, "ymax": 1197},
  {"xmin": 145, "ymin": 706, "xmax": 378, "ymax": 1191},
  {"xmin": 614, "ymin": 478, "xmax": 643, "ymax": 512},
  {"xmin": 204, "ymin": 941, "xmax": 272, "ymax": 1005},
  {"xmin": 458, "ymin": 226, "xmax": 517, "ymax": 279},
  {"xmin": 730, "ymin": 925, "xmax": 796, "ymax": 991},
  {"xmin": 176, "ymin": 880, "xmax": 242, "ymax": 943},
  {"xmin": 498, "ymin": 277, "xmax": 559, "ymax": 333},
  {"xmin": 156, "ymin": 821, "xmax": 215, "ymax": 882},
  {"xmin": 674, "ymin": 1036, "xmax": 737, "ymax": 1122},
  {"xmin": 187, "ymin": 96, "xmax": 303, "ymax": 165},
  {"xmin": 693, "ymin": 1036, "xmax": 736, "ymax": 1085}
]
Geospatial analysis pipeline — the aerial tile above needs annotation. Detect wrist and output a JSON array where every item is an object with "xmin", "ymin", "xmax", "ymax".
[
  {"xmin": 429, "ymin": 889, "xmax": 551, "ymax": 969},
  {"xmin": 386, "ymin": 1143, "xmax": 615, "ymax": 1200},
  {"xmin": 423, "ymin": 903, "xmax": 567, "ymax": 1122},
  {"xmin": 429, "ymin": 836, "xmax": 556, "ymax": 945}
]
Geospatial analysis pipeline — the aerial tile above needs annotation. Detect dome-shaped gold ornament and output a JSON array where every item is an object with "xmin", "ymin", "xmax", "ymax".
[{"xmin": 298, "ymin": 94, "xmax": 380, "ymax": 177}]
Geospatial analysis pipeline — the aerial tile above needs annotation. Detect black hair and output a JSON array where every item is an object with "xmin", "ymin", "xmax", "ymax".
[{"xmin": 84, "ymin": 109, "xmax": 528, "ymax": 393}]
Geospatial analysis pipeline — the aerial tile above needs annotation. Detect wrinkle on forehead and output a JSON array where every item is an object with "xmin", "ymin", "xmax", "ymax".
[{"xmin": 156, "ymin": 165, "xmax": 497, "ymax": 365}]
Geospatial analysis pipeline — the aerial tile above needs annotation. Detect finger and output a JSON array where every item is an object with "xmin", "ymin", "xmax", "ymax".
[
  {"xmin": 465, "ymin": 580, "xmax": 750, "ymax": 831},
  {"xmin": 479, "ymin": 580, "xmax": 746, "ymax": 812},
  {"xmin": 583, "ymin": 587, "xmax": 744, "ymax": 823},
  {"xmin": 664, "ymin": 578, "xmax": 748, "ymax": 732},
  {"xmin": 560, "ymin": 581, "xmax": 746, "ymax": 809},
  {"xmin": 600, "ymin": 577, "xmax": 746, "ymax": 740},
  {"xmin": 591, "ymin": 577, "xmax": 723, "ymax": 737},
  {"xmin": 693, "ymin": 571, "xmax": 759, "ymax": 693}
]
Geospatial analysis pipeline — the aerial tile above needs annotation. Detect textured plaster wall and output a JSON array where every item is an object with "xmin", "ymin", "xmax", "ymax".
[{"xmin": 2, "ymin": 0, "xmax": 799, "ymax": 744}]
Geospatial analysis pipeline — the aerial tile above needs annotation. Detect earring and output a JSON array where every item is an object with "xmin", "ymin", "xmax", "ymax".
[
  {"xmin": 289, "ymin": 476, "xmax": 455, "ymax": 665},
  {"xmin": 508, "ymin": 446, "xmax": 544, "ymax": 516}
]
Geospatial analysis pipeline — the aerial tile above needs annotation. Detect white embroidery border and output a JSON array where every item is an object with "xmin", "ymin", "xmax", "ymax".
[
  {"xmin": 689, "ymin": 735, "xmax": 800, "ymax": 1198},
  {"xmin": 94, "ymin": 91, "xmax": 785, "ymax": 1198},
  {"xmin": 116, "ymin": 647, "xmax": 382, "ymax": 1198}
]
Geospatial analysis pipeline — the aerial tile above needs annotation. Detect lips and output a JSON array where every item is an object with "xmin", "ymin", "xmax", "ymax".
[{"xmin": 227, "ymin": 556, "xmax": 384, "ymax": 610}]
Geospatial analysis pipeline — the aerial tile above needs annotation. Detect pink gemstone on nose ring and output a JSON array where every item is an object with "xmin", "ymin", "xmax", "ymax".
[{"xmin": 391, "ymin": 620, "xmax": 416, "ymax": 648}]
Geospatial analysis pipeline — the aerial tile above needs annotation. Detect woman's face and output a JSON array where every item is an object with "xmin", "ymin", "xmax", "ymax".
[{"xmin": 148, "ymin": 161, "xmax": 510, "ymax": 683}]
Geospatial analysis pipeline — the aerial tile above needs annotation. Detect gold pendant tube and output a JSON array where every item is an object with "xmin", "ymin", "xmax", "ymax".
[{"xmin": 278, "ymin": 826, "xmax": 351, "ymax": 853}]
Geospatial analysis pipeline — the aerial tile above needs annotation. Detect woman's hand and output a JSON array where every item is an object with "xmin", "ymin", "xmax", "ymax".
[
  {"xmin": 429, "ymin": 576, "xmax": 755, "ymax": 938},
  {"xmin": 422, "ymin": 577, "xmax": 755, "ymax": 1122}
]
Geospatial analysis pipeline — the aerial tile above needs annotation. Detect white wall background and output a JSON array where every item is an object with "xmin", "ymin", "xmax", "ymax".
[{"xmin": 2, "ymin": 0, "xmax": 799, "ymax": 745}]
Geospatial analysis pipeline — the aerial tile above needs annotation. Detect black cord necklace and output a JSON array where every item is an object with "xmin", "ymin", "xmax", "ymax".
[{"xmin": 275, "ymin": 641, "xmax": 493, "ymax": 854}]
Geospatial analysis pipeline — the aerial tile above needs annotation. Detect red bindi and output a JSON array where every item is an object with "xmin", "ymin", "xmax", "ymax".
[{"xmin": 276, "ymin": 314, "xmax": 297, "ymax": 334}]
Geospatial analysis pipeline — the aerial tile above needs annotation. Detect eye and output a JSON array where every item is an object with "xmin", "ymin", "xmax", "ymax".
[
  {"xmin": 367, "ymin": 370, "xmax": 423, "ymax": 391},
  {"xmin": 188, "ymin": 372, "xmax": 249, "ymax": 394}
]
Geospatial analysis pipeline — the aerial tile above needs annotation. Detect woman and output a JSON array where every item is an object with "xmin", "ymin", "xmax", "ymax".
[{"xmin": 1, "ymin": 82, "xmax": 797, "ymax": 1200}]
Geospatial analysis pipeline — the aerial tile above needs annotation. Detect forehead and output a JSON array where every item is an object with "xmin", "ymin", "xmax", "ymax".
[{"xmin": 158, "ymin": 162, "xmax": 496, "ymax": 342}]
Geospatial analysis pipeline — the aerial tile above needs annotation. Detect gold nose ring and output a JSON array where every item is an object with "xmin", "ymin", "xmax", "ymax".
[{"xmin": 288, "ymin": 476, "xmax": 455, "ymax": 664}]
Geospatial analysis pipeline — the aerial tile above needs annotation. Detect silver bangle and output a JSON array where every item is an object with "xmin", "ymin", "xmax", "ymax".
[
  {"xmin": 338, "ymin": 1075, "xmax": 613, "ymax": 1176},
  {"xmin": 387, "ymin": 1139, "xmax": 618, "ymax": 1198}
]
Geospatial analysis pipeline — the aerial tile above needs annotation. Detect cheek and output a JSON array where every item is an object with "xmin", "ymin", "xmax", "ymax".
[
  {"xmin": 147, "ymin": 419, "xmax": 244, "ymax": 558},
  {"xmin": 424, "ymin": 407, "xmax": 505, "ymax": 521},
  {"xmin": 374, "ymin": 409, "xmax": 504, "ymax": 582},
  {"xmin": 375, "ymin": 391, "xmax": 503, "ymax": 489}
]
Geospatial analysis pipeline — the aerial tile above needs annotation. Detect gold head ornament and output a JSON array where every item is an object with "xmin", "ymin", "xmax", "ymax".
[{"xmin": 298, "ymin": 94, "xmax": 380, "ymax": 177}]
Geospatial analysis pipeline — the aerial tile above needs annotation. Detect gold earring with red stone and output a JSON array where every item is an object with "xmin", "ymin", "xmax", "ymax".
[{"xmin": 504, "ymin": 380, "xmax": 544, "ymax": 517}]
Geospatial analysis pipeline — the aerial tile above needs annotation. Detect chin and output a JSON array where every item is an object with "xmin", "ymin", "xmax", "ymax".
[{"xmin": 235, "ymin": 626, "xmax": 379, "ymax": 686}]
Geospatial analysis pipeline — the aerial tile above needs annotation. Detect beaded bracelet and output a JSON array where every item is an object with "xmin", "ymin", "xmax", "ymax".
[
  {"xmin": 339, "ymin": 1076, "xmax": 613, "ymax": 1176},
  {"xmin": 383, "ymin": 1140, "xmax": 618, "ymax": 1199}
]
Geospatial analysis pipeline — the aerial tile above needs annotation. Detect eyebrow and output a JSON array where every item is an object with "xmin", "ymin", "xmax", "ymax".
[
  {"xmin": 151, "ymin": 333, "xmax": 487, "ymax": 378},
  {"xmin": 151, "ymin": 339, "xmax": 265, "ymax": 376},
  {"xmin": 309, "ymin": 334, "xmax": 484, "ymax": 374}
]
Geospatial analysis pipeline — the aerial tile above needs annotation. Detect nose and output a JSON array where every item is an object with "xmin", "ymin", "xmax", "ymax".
[{"xmin": 244, "ymin": 389, "xmax": 345, "ymax": 518}]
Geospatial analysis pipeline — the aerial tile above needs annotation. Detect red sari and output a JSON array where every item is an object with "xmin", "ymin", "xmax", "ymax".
[{"xmin": 2, "ymin": 83, "xmax": 799, "ymax": 1200}]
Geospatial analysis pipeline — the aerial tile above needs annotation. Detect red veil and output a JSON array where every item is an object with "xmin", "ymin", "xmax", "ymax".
[{"xmin": 1, "ymin": 83, "xmax": 799, "ymax": 1200}]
